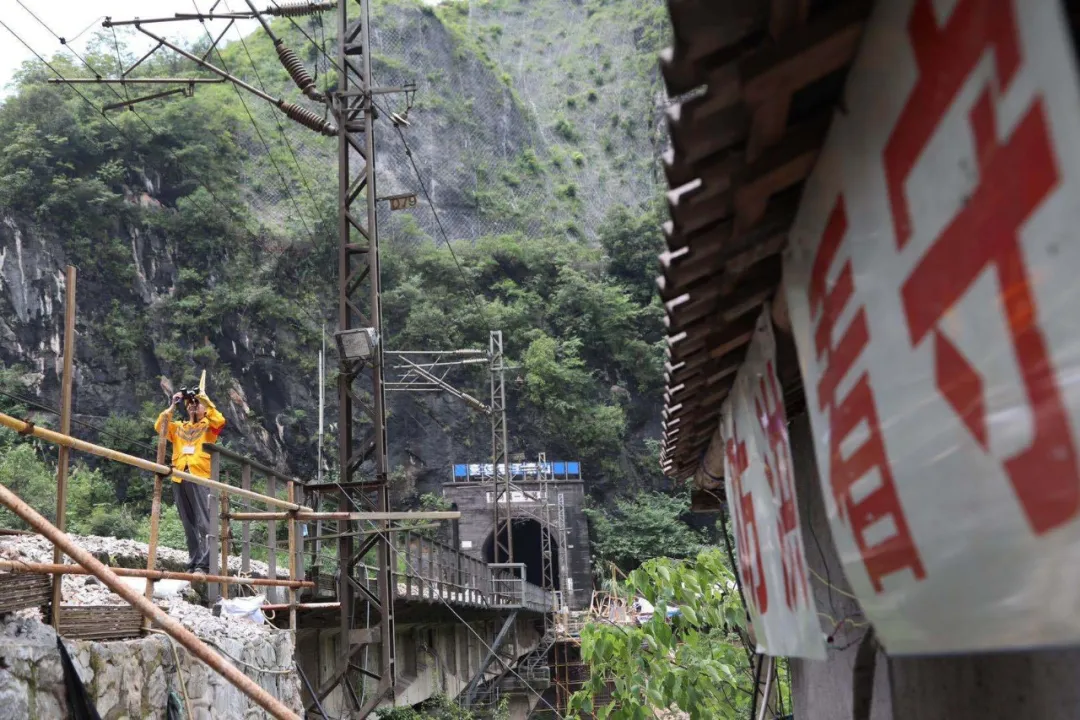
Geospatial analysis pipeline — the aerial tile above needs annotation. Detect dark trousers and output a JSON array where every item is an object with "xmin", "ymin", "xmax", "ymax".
[{"xmin": 175, "ymin": 479, "xmax": 211, "ymax": 571}]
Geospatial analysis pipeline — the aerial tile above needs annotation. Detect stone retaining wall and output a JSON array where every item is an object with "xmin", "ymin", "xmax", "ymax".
[{"xmin": 0, "ymin": 616, "xmax": 302, "ymax": 720}]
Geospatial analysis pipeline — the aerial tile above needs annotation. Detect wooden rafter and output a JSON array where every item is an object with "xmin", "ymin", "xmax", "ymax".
[{"xmin": 657, "ymin": 0, "xmax": 872, "ymax": 477}]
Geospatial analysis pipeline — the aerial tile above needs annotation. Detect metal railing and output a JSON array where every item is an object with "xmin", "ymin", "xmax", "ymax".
[
  {"xmin": 205, "ymin": 444, "xmax": 305, "ymax": 606},
  {"xmin": 352, "ymin": 535, "xmax": 553, "ymax": 611}
]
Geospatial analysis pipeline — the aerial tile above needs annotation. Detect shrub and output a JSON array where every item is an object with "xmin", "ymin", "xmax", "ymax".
[{"xmin": 554, "ymin": 116, "xmax": 578, "ymax": 142}]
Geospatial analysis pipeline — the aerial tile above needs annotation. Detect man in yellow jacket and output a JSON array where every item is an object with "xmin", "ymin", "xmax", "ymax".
[{"xmin": 155, "ymin": 390, "xmax": 226, "ymax": 574}]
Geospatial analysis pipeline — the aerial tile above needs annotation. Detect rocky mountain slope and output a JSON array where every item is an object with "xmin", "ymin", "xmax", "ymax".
[{"xmin": 0, "ymin": 0, "xmax": 669, "ymax": 524}]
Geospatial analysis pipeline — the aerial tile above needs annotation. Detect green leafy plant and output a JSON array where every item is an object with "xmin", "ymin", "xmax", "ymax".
[{"xmin": 568, "ymin": 550, "xmax": 762, "ymax": 720}]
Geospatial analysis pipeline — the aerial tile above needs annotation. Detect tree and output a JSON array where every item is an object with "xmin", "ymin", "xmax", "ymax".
[
  {"xmin": 598, "ymin": 205, "xmax": 665, "ymax": 306},
  {"xmin": 568, "ymin": 550, "xmax": 758, "ymax": 720},
  {"xmin": 586, "ymin": 491, "xmax": 704, "ymax": 573}
]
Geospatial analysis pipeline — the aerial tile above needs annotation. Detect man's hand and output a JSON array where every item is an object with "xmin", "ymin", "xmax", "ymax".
[{"xmin": 172, "ymin": 392, "xmax": 183, "ymax": 406}]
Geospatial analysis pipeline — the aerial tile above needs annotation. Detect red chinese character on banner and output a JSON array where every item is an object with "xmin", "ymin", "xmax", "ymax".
[
  {"xmin": 726, "ymin": 427, "xmax": 768, "ymax": 614},
  {"xmin": 885, "ymin": 0, "xmax": 1080, "ymax": 533},
  {"xmin": 809, "ymin": 198, "xmax": 926, "ymax": 591},
  {"xmin": 756, "ymin": 361, "xmax": 811, "ymax": 611}
]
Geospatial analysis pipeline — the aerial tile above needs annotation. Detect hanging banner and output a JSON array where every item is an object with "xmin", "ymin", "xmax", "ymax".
[
  {"xmin": 784, "ymin": 0, "xmax": 1080, "ymax": 653},
  {"xmin": 722, "ymin": 308, "xmax": 825, "ymax": 659}
]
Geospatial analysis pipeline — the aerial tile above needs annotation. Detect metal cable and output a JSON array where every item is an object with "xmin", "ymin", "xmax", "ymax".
[
  {"xmin": 0, "ymin": 388, "xmax": 159, "ymax": 456},
  {"xmin": 9, "ymin": 5, "xmax": 332, "ymax": 344},
  {"xmin": 223, "ymin": 0, "xmax": 322, "ymax": 211},
  {"xmin": 379, "ymin": 109, "xmax": 495, "ymax": 337},
  {"xmin": 192, "ymin": 0, "xmax": 317, "ymax": 245},
  {"xmin": 108, "ymin": 25, "xmax": 129, "ymax": 102},
  {"xmin": 6, "ymin": 7, "xmax": 269, "ymax": 251},
  {"xmin": 268, "ymin": 0, "xmax": 344, "ymax": 78}
]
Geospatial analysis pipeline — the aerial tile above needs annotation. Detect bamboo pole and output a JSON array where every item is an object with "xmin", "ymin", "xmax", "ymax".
[
  {"xmin": 0, "ymin": 560, "xmax": 314, "ymax": 588},
  {"xmin": 144, "ymin": 403, "xmax": 172, "ymax": 630},
  {"xmin": 267, "ymin": 475, "xmax": 277, "ymax": 604},
  {"xmin": 0, "ymin": 482, "xmax": 300, "ymax": 720},
  {"xmin": 241, "ymin": 464, "xmax": 252, "ymax": 576},
  {"xmin": 262, "ymin": 602, "xmax": 340, "ymax": 611},
  {"xmin": 220, "ymin": 490, "xmax": 230, "ymax": 600},
  {"xmin": 288, "ymin": 481, "xmax": 297, "ymax": 632},
  {"xmin": 52, "ymin": 265, "xmax": 77, "ymax": 631},
  {"xmin": 226, "ymin": 510, "xmax": 461, "ymax": 522},
  {"xmin": 0, "ymin": 412, "xmax": 309, "ymax": 511}
]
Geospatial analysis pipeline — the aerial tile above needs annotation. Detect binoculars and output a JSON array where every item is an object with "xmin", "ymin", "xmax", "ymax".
[{"xmin": 175, "ymin": 387, "xmax": 199, "ymax": 406}]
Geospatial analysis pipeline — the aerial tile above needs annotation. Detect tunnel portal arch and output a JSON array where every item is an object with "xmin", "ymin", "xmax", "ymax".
[{"xmin": 482, "ymin": 518, "xmax": 561, "ymax": 591}]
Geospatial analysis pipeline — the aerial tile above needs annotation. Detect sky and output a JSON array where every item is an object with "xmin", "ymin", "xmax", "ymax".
[{"xmin": 0, "ymin": 0, "xmax": 260, "ymax": 97}]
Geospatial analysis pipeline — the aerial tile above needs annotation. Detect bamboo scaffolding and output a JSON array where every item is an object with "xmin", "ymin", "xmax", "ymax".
[
  {"xmin": 52, "ymin": 265, "xmax": 76, "ymax": 630},
  {"xmin": 0, "ymin": 413, "xmax": 310, "ymax": 511},
  {"xmin": 0, "ymin": 560, "xmax": 314, "ymax": 588},
  {"xmin": 288, "ymin": 482, "xmax": 297, "ymax": 632},
  {"xmin": 220, "ymin": 491, "xmax": 230, "ymax": 600},
  {"xmin": 262, "ymin": 602, "xmax": 340, "ymax": 611},
  {"xmin": 226, "ymin": 510, "xmax": 460, "ymax": 522},
  {"xmin": 144, "ymin": 403, "xmax": 172, "ymax": 630},
  {"xmin": 0, "ymin": 482, "xmax": 300, "ymax": 720}
]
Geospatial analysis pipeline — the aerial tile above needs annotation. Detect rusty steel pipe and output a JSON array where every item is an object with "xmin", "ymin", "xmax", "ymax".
[
  {"xmin": 0, "ymin": 483, "xmax": 300, "ymax": 720},
  {"xmin": 0, "ymin": 560, "xmax": 313, "ymax": 589},
  {"xmin": 0, "ymin": 413, "xmax": 309, "ymax": 511}
]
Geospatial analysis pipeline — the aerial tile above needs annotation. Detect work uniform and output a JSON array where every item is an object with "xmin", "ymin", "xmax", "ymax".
[{"xmin": 155, "ymin": 394, "xmax": 226, "ymax": 572}]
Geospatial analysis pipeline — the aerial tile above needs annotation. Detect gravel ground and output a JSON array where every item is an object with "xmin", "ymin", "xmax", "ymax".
[
  {"xmin": 0, "ymin": 534, "xmax": 284, "ymax": 644},
  {"xmin": 0, "ymin": 533, "xmax": 286, "ymax": 576}
]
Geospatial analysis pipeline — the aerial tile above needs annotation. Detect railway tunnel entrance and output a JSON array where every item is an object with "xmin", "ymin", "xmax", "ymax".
[{"xmin": 483, "ymin": 518, "xmax": 561, "ymax": 590}]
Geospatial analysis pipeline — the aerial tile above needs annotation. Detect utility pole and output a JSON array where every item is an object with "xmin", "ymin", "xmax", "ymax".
[
  {"xmin": 328, "ymin": 0, "xmax": 397, "ymax": 712},
  {"xmin": 489, "ymin": 330, "xmax": 513, "ymax": 565},
  {"xmin": 65, "ymin": 3, "xmax": 406, "ymax": 713}
]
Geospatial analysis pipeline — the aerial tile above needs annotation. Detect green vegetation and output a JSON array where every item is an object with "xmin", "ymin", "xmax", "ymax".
[
  {"xmin": 587, "ymin": 491, "xmax": 705, "ymax": 574},
  {"xmin": 554, "ymin": 116, "xmax": 579, "ymax": 142},
  {"xmin": 569, "ymin": 550, "xmax": 792, "ymax": 720},
  {"xmin": 0, "ymin": 5, "xmax": 669, "ymax": 522},
  {"xmin": 377, "ymin": 695, "xmax": 507, "ymax": 720}
]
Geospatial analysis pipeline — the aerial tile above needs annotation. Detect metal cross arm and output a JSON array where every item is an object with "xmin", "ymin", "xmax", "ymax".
[
  {"xmin": 47, "ymin": 77, "xmax": 225, "ymax": 84},
  {"xmin": 387, "ymin": 354, "xmax": 491, "ymax": 414},
  {"xmin": 102, "ymin": 3, "xmax": 336, "ymax": 27},
  {"xmin": 131, "ymin": 26, "xmax": 336, "ymax": 136}
]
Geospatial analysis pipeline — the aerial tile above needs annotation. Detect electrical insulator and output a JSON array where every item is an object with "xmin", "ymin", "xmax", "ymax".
[
  {"xmin": 279, "ymin": 101, "xmax": 337, "ymax": 136},
  {"xmin": 276, "ymin": 42, "xmax": 323, "ymax": 102},
  {"xmin": 264, "ymin": 1, "xmax": 336, "ymax": 17}
]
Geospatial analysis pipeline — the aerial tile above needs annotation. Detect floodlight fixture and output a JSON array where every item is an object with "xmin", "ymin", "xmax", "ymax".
[{"xmin": 335, "ymin": 327, "xmax": 380, "ymax": 363}]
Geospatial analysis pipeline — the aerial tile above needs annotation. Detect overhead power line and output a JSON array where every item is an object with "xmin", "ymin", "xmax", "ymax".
[
  {"xmin": 374, "ymin": 102, "xmax": 494, "ymax": 337},
  {"xmin": 192, "ymin": 0, "xmax": 317, "ymax": 245},
  {"xmin": 0, "ymin": 388, "xmax": 159, "ymax": 456},
  {"xmin": 4, "ymin": 9, "xmax": 266, "ymax": 246},
  {"xmin": 222, "ymin": 0, "xmax": 323, "ymax": 213},
  {"xmin": 2, "ymin": 8, "xmax": 333, "ymax": 338}
]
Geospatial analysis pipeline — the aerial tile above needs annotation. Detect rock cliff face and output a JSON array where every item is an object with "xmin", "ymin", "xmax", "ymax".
[
  {"xmin": 0, "ymin": 0, "xmax": 668, "ymax": 503},
  {"xmin": 0, "ymin": 616, "xmax": 301, "ymax": 720}
]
